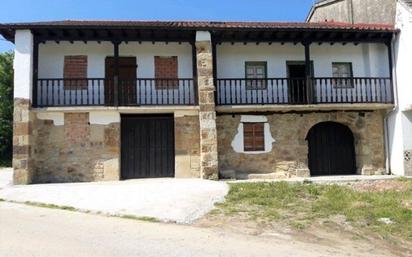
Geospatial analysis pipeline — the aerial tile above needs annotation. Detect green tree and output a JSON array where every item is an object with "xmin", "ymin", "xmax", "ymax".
[{"xmin": 0, "ymin": 52, "xmax": 13, "ymax": 166}]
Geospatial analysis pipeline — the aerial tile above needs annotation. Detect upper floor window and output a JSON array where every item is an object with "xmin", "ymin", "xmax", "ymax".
[
  {"xmin": 63, "ymin": 55, "xmax": 88, "ymax": 90},
  {"xmin": 155, "ymin": 56, "xmax": 178, "ymax": 89},
  {"xmin": 332, "ymin": 62, "xmax": 353, "ymax": 88},
  {"xmin": 243, "ymin": 122, "xmax": 265, "ymax": 152},
  {"xmin": 245, "ymin": 62, "xmax": 267, "ymax": 90}
]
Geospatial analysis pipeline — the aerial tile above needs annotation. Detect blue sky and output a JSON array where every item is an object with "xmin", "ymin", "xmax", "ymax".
[{"xmin": 0, "ymin": 0, "xmax": 315, "ymax": 53}]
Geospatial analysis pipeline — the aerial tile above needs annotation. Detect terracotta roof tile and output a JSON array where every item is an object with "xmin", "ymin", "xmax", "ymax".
[{"xmin": 0, "ymin": 20, "xmax": 396, "ymax": 31}]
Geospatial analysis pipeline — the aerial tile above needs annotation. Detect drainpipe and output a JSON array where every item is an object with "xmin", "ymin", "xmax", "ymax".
[{"xmin": 383, "ymin": 33, "xmax": 399, "ymax": 175}]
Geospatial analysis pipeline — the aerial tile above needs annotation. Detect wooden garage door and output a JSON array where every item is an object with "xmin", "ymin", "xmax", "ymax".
[
  {"xmin": 306, "ymin": 122, "xmax": 356, "ymax": 176},
  {"xmin": 121, "ymin": 115, "xmax": 175, "ymax": 179}
]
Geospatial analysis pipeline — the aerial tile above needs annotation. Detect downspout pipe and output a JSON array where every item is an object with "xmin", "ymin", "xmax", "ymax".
[{"xmin": 384, "ymin": 33, "xmax": 399, "ymax": 175}]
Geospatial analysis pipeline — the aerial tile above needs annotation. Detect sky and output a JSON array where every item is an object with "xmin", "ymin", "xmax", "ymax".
[{"xmin": 0, "ymin": 0, "xmax": 316, "ymax": 53}]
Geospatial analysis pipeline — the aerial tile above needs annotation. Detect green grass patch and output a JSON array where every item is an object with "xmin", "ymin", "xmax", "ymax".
[
  {"xmin": 24, "ymin": 201, "xmax": 77, "ymax": 212},
  {"xmin": 215, "ymin": 181, "xmax": 412, "ymax": 240},
  {"xmin": 119, "ymin": 214, "xmax": 160, "ymax": 223}
]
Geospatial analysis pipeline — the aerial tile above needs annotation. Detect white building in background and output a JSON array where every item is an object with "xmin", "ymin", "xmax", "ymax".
[{"xmin": 389, "ymin": 0, "xmax": 412, "ymax": 176}]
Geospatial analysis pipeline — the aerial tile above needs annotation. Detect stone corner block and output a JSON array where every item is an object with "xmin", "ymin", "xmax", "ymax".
[{"xmin": 13, "ymin": 168, "xmax": 32, "ymax": 185}]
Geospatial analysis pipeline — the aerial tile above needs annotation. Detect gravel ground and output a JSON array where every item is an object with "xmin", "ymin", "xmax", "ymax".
[{"xmin": 0, "ymin": 169, "xmax": 229, "ymax": 224}]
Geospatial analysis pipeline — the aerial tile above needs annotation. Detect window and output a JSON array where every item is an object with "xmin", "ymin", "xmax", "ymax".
[
  {"xmin": 63, "ymin": 55, "xmax": 88, "ymax": 90},
  {"xmin": 155, "ymin": 56, "xmax": 178, "ymax": 89},
  {"xmin": 245, "ymin": 62, "xmax": 267, "ymax": 90},
  {"xmin": 243, "ymin": 123, "xmax": 265, "ymax": 151},
  {"xmin": 332, "ymin": 62, "xmax": 353, "ymax": 88}
]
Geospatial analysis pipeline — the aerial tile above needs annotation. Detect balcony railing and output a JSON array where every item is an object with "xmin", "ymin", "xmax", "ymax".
[
  {"xmin": 34, "ymin": 78, "xmax": 196, "ymax": 107},
  {"xmin": 216, "ymin": 77, "xmax": 393, "ymax": 105}
]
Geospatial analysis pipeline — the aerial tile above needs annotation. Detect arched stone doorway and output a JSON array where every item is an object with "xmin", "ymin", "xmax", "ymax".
[{"xmin": 306, "ymin": 122, "xmax": 356, "ymax": 176}]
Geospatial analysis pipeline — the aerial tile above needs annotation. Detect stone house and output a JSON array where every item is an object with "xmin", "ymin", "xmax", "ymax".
[
  {"xmin": 306, "ymin": 0, "xmax": 396, "ymax": 24},
  {"xmin": 0, "ymin": 21, "xmax": 396, "ymax": 184},
  {"xmin": 307, "ymin": 0, "xmax": 412, "ymax": 176}
]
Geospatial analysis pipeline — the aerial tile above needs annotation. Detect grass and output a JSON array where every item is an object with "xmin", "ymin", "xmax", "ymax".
[
  {"xmin": 3, "ymin": 200, "xmax": 160, "ymax": 223},
  {"xmin": 24, "ymin": 201, "xmax": 77, "ymax": 212},
  {"xmin": 119, "ymin": 214, "xmax": 160, "ymax": 223},
  {"xmin": 214, "ymin": 180, "xmax": 412, "ymax": 241}
]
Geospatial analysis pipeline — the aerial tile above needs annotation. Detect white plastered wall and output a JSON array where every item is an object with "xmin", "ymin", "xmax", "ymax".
[
  {"xmin": 37, "ymin": 41, "xmax": 194, "ymax": 105},
  {"xmin": 216, "ymin": 42, "xmax": 390, "ymax": 104},
  {"xmin": 14, "ymin": 30, "xmax": 34, "ymax": 100},
  {"xmin": 216, "ymin": 42, "xmax": 388, "ymax": 78},
  {"xmin": 389, "ymin": 1, "xmax": 412, "ymax": 176}
]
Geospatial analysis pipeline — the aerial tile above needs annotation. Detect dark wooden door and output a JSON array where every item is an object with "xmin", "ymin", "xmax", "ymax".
[
  {"xmin": 105, "ymin": 57, "xmax": 137, "ymax": 106},
  {"xmin": 287, "ymin": 62, "xmax": 313, "ymax": 104},
  {"xmin": 306, "ymin": 122, "xmax": 356, "ymax": 176},
  {"xmin": 121, "ymin": 115, "xmax": 175, "ymax": 179}
]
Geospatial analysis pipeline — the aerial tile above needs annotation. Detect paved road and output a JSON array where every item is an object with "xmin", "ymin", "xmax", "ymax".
[{"xmin": 0, "ymin": 202, "xmax": 394, "ymax": 257}]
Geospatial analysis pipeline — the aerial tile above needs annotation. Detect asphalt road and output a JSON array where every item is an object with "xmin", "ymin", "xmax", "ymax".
[{"xmin": 0, "ymin": 202, "xmax": 394, "ymax": 257}]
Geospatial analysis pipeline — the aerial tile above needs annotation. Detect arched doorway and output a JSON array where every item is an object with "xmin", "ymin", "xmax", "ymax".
[{"xmin": 306, "ymin": 122, "xmax": 356, "ymax": 176}]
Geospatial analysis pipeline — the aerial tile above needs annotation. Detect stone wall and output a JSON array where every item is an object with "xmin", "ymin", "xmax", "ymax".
[
  {"xmin": 405, "ymin": 150, "xmax": 412, "ymax": 176},
  {"xmin": 217, "ymin": 111, "xmax": 386, "ymax": 178},
  {"xmin": 13, "ymin": 98, "xmax": 34, "ymax": 184},
  {"xmin": 308, "ymin": 0, "xmax": 396, "ymax": 25},
  {"xmin": 196, "ymin": 32, "xmax": 219, "ymax": 179},
  {"xmin": 175, "ymin": 114, "xmax": 201, "ymax": 178},
  {"xmin": 31, "ymin": 112, "xmax": 120, "ymax": 183}
]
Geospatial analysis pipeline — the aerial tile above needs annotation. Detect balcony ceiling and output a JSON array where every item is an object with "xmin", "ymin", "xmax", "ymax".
[{"xmin": 0, "ymin": 20, "xmax": 397, "ymax": 44}]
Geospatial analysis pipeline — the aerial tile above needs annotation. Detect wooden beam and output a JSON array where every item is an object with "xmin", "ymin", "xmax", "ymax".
[
  {"xmin": 191, "ymin": 42, "xmax": 198, "ymax": 104},
  {"xmin": 113, "ymin": 41, "xmax": 120, "ymax": 106},
  {"xmin": 386, "ymin": 40, "xmax": 394, "ymax": 100},
  {"xmin": 303, "ymin": 42, "xmax": 313, "ymax": 104},
  {"xmin": 32, "ymin": 37, "xmax": 39, "ymax": 107}
]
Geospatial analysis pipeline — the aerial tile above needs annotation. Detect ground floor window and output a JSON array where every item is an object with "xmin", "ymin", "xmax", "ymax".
[{"xmin": 243, "ymin": 122, "xmax": 265, "ymax": 151}]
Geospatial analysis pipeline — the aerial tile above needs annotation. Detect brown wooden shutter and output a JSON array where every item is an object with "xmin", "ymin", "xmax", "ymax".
[
  {"xmin": 154, "ymin": 56, "xmax": 178, "ymax": 89},
  {"xmin": 64, "ymin": 55, "xmax": 88, "ymax": 90},
  {"xmin": 243, "ymin": 123, "xmax": 265, "ymax": 151}
]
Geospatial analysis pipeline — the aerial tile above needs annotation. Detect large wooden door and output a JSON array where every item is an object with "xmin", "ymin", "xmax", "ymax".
[
  {"xmin": 105, "ymin": 57, "xmax": 137, "ymax": 106},
  {"xmin": 306, "ymin": 122, "xmax": 356, "ymax": 176},
  {"xmin": 121, "ymin": 115, "xmax": 175, "ymax": 179}
]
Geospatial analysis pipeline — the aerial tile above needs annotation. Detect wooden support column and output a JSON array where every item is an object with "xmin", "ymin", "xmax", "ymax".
[
  {"xmin": 303, "ymin": 42, "xmax": 313, "ymax": 104},
  {"xmin": 191, "ymin": 42, "xmax": 198, "ymax": 104},
  {"xmin": 212, "ymin": 41, "xmax": 217, "ymax": 103},
  {"xmin": 32, "ymin": 38, "xmax": 39, "ymax": 107},
  {"xmin": 113, "ymin": 41, "xmax": 120, "ymax": 106},
  {"xmin": 386, "ymin": 40, "xmax": 395, "ymax": 102}
]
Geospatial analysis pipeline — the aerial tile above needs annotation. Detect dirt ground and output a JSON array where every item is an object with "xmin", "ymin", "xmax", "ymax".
[{"xmin": 195, "ymin": 180, "xmax": 412, "ymax": 257}]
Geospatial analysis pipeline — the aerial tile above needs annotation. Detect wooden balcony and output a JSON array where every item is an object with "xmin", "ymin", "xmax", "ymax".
[
  {"xmin": 216, "ymin": 77, "xmax": 393, "ymax": 106},
  {"xmin": 34, "ymin": 78, "xmax": 197, "ymax": 107}
]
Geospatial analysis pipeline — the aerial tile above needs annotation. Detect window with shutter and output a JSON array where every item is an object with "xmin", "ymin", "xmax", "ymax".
[
  {"xmin": 243, "ymin": 123, "xmax": 265, "ymax": 151},
  {"xmin": 332, "ymin": 62, "xmax": 353, "ymax": 88},
  {"xmin": 245, "ymin": 62, "xmax": 267, "ymax": 90},
  {"xmin": 155, "ymin": 56, "xmax": 178, "ymax": 89},
  {"xmin": 64, "ymin": 55, "xmax": 88, "ymax": 90}
]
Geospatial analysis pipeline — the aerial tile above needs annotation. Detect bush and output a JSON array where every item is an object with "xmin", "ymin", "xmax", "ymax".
[{"xmin": 0, "ymin": 52, "xmax": 13, "ymax": 166}]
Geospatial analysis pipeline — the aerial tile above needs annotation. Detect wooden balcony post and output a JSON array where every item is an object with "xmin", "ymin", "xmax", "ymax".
[
  {"xmin": 32, "ymin": 37, "xmax": 39, "ymax": 107},
  {"xmin": 113, "ymin": 41, "xmax": 120, "ymax": 106},
  {"xmin": 386, "ymin": 40, "xmax": 395, "ymax": 103},
  {"xmin": 212, "ymin": 40, "xmax": 217, "ymax": 103},
  {"xmin": 191, "ymin": 42, "xmax": 198, "ymax": 104},
  {"xmin": 303, "ymin": 41, "xmax": 313, "ymax": 104}
]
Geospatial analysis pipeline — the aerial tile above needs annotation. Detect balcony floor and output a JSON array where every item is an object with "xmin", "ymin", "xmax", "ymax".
[{"xmin": 216, "ymin": 103, "xmax": 395, "ymax": 113}]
